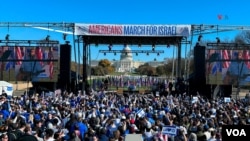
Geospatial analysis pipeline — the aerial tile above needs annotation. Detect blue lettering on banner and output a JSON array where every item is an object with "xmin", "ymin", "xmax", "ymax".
[
  {"xmin": 124, "ymin": 26, "xmax": 146, "ymax": 35},
  {"xmin": 172, "ymin": 26, "xmax": 177, "ymax": 35},
  {"xmin": 123, "ymin": 25, "xmax": 178, "ymax": 36},
  {"xmin": 146, "ymin": 26, "xmax": 157, "ymax": 35},
  {"xmin": 158, "ymin": 26, "xmax": 164, "ymax": 35}
]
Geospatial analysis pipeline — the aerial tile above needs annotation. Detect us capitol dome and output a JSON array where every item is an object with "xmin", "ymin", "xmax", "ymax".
[
  {"xmin": 120, "ymin": 45, "xmax": 133, "ymax": 61},
  {"xmin": 91, "ymin": 45, "xmax": 163, "ymax": 73},
  {"xmin": 114, "ymin": 44, "xmax": 144, "ymax": 72}
]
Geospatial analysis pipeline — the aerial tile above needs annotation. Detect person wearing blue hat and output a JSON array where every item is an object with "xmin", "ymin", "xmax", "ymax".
[
  {"xmin": 0, "ymin": 109, "xmax": 9, "ymax": 121},
  {"xmin": 34, "ymin": 114, "xmax": 41, "ymax": 121}
]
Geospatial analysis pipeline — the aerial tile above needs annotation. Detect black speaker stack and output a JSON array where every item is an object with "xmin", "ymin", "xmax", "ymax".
[{"xmin": 59, "ymin": 44, "xmax": 71, "ymax": 91}]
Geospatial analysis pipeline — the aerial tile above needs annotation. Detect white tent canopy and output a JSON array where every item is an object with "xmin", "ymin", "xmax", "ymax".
[{"xmin": 0, "ymin": 81, "xmax": 13, "ymax": 96}]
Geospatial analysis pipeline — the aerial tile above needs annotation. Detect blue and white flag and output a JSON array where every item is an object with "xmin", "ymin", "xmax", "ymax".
[
  {"xmin": 136, "ymin": 109, "xmax": 145, "ymax": 118},
  {"xmin": 162, "ymin": 126, "xmax": 178, "ymax": 136},
  {"xmin": 7, "ymin": 101, "xmax": 12, "ymax": 112}
]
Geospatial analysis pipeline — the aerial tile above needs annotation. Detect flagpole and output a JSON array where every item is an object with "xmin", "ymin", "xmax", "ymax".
[
  {"xmin": 172, "ymin": 47, "xmax": 175, "ymax": 83},
  {"xmin": 184, "ymin": 37, "xmax": 188, "ymax": 80},
  {"xmin": 26, "ymin": 42, "xmax": 32, "ymax": 97},
  {"xmin": 8, "ymin": 46, "xmax": 11, "ymax": 80}
]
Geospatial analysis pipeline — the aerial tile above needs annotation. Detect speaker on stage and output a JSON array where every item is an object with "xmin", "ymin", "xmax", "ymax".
[{"xmin": 59, "ymin": 44, "xmax": 71, "ymax": 91}]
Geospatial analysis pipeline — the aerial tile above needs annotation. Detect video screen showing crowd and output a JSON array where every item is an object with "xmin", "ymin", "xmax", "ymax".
[
  {"xmin": 206, "ymin": 49, "xmax": 250, "ymax": 86},
  {"xmin": 0, "ymin": 46, "xmax": 58, "ymax": 82}
]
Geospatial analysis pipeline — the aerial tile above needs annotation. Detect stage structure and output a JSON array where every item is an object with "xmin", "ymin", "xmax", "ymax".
[
  {"xmin": 74, "ymin": 23, "xmax": 192, "ymax": 92},
  {"xmin": 2, "ymin": 23, "xmax": 250, "ymax": 93},
  {"xmin": 99, "ymin": 50, "xmax": 165, "ymax": 54}
]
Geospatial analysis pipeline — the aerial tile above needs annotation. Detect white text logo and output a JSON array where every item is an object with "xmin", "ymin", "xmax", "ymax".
[{"xmin": 226, "ymin": 129, "xmax": 246, "ymax": 136}]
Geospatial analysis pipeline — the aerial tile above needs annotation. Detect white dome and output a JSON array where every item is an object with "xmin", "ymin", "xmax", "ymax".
[{"xmin": 120, "ymin": 45, "xmax": 133, "ymax": 61}]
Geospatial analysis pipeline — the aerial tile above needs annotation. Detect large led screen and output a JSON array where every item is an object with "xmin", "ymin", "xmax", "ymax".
[
  {"xmin": 206, "ymin": 49, "xmax": 250, "ymax": 86},
  {"xmin": 0, "ymin": 46, "xmax": 59, "ymax": 82}
]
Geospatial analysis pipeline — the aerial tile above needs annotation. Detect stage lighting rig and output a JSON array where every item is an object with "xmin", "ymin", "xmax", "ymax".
[
  {"xmin": 5, "ymin": 34, "xmax": 9, "ymax": 41},
  {"xmin": 216, "ymin": 37, "xmax": 220, "ymax": 44},
  {"xmin": 138, "ymin": 43, "xmax": 141, "ymax": 48},
  {"xmin": 198, "ymin": 35, "xmax": 202, "ymax": 42},
  {"xmin": 99, "ymin": 50, "xmax": 164, "ymax": 54},
  {"xmin": 46, "ymin": 35, "xmax": 50, "ymax": 41},
  {"xmin": 108, "ymin": 44, "xmax": 112, "ymax": 51},
  {"xmin": 63, "ymin": 33, "xmax": 67, "ymax": 40},
  {"xmin": 65, "ymin": 41, "xmax": 70, "ymax": 45},
  {"xmin": 167, "ymin": 43, "xmax": 170, "ymax": 48},
  {"xmin": 152, "ymin": 44, "xmax": 155, "ymax": 51}
]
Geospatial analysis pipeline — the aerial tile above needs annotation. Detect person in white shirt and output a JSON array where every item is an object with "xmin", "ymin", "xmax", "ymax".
[{"xmin": 203, "ymin": 125, "xmax": 211, "ymax": 140}]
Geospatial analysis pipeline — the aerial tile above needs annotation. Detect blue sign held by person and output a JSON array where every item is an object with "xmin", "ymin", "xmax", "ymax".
[{"xmin": 162, "ymin": 126, "xmax": 178, "ymax": 136}]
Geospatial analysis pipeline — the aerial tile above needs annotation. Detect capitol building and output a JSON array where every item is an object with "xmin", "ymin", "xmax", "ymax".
[{"xmin": 91, "ymin": 45, "xmax": 164, "ymax": 72}]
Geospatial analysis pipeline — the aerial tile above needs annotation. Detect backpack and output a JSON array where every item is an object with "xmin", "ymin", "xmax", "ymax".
[{"xmin": 8, "ymin": 130, "xmax": 24, "ymax": 141}]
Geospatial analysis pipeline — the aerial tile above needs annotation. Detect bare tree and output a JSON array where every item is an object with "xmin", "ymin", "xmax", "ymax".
[{"xmin": 235, "ymin": 31, "xmax": 250, "ymax": 44}]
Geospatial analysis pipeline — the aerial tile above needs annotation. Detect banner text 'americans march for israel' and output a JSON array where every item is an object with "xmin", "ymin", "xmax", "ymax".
[{"xmin": 75, "ymin": 24, "xmax": 191, "ymax": 37}]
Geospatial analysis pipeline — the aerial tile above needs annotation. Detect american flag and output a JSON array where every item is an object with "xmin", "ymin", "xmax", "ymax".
[
  {"xmin": 221, "ymin": 50, "xmax": 230, "ymax": 68},
  {"xmin": 157, "ymin": 132, "xmax": 167, "ymax": 141},
  {"xmin": 35, "ymin": 47, "xmax": 44, "ymax": 66},
  {"xmin": 15, "ymin": 46, "xmax": 23, "ymax": 65},
  {"xmin": 243, "ymin": 50, "xmax": 250, "ymax": 69}
]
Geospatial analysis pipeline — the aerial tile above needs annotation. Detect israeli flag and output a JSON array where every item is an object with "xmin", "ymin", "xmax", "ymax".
[{"xmin": 136, "ymin": 109, "xmax": 145, "ymax": 118}]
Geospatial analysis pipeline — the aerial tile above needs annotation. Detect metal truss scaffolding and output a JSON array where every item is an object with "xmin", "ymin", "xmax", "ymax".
[{"xmin": 1, "ymin": 22, "xmax": 250, "ymax": 93}]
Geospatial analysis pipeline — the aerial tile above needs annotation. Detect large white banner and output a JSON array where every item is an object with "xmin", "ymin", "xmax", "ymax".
[
  {"xmin": 75, "ymin": 23, "xmax": 191, "ymax": 37},
  {"xmin": 125, "ymin": 134, "xmax": 143, "ymax": 141}
]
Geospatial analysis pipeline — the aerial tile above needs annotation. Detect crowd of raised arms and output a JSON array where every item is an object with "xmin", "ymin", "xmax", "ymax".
[{"xmin": 0, "ymin": 86, "xmax": 249, "ymax": 141}]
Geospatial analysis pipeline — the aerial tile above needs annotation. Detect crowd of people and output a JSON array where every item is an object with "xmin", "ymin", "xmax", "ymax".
[{"xmin": 0, "ymin": 86, "xmax": 249, "ymax": 141}]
